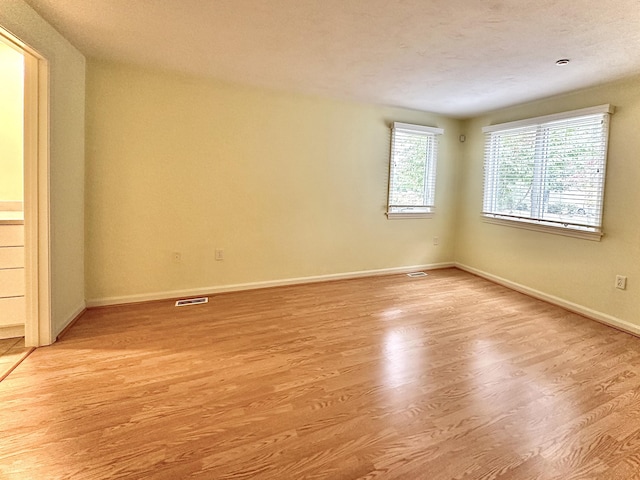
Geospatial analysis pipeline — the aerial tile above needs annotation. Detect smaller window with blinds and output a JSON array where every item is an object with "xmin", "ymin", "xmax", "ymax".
[
  {"xmin": 387, "ymin": 122, "xmax": 443, "ymax": 219},
  {"xmin": 482, "ymin": 105, "xmax": 614, "ymax": 239}
]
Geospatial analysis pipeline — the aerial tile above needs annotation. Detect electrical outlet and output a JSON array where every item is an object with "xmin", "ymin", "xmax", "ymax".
[
  {"xmin": 215, "ymin": 249, "xmax": 224, "ymax": 261},
  {"xmin": 172, "ymin": 252, "xmax": 182, "ymax": 264},
  {"xmin": 433, "ymin": 237, "xmax": 439, "ymax": 246},
  {"xmin": 615, "ymin": 275, "xmax": 627, "ymax": 290}
]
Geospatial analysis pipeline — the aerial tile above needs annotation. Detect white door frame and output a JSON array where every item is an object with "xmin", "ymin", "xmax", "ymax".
[{"xmin": 0, "ymin": 26, "xmax": 51, "ymax": 347}]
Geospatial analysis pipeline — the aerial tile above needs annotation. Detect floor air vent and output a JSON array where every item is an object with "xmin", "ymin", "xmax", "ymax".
[
  {"xmin": 406, "ymin": 272, "xmax": 428, "ymax": 278},
  {"xmin": 175, "ymin": 297, "xmax": 209, "ymax": 307}
]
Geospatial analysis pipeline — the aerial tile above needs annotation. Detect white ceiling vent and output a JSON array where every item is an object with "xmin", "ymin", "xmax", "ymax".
[
  {"xmin": 175, "ymin": 297, "xmax": 209, "ymax": 307},
  {"xmin": 406, "ymin": 272, "xmax": 428, "ymax": 278}
]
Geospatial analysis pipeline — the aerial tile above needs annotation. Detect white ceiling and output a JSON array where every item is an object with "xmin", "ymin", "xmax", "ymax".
[{"xmin": 22, "ymin": 0, "xmax": 640, "ymax": 117}]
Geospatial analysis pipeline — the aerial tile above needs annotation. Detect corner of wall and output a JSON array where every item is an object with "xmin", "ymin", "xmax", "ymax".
[{"xmin": 450, "ymin": 117, "xmax": 471, "ymax": 263}]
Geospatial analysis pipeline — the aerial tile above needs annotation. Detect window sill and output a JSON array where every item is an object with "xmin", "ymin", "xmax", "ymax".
[
  {"xmin": 387, "ymin": 212, "xmax": 434, "ymax": 219},
  {"xmin": 481, "ymin": 215, "xmax": 603, "ymax": 241}
]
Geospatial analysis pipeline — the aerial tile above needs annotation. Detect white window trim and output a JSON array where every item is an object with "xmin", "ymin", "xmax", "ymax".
[
  {"xmin": 394, "ymin": 122, "xmax": 444, "ymax": 135},
  {"xmin": 386, "ymin": 122, "xmax": 443, "ymax": 219},
  {"xmin": 481, "ymin": 215, "xmax": 604, "ymax": 241},
  {"xmin": 387, "ymin": 211, "xmax": 434, "ymax": 219},
  {"xmin": 482, "ymin": 104, "xmax": 614, "ymax": 134},
  {"xmin": 481, "ymin": 104, "xmax": 613, "ymax": 240}
]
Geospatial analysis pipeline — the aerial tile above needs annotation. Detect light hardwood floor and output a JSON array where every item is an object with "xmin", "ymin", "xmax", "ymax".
[
  {"xmin": 0, "ymin": 337, "xmax": 32, "ymax": 382},
  {"xmin": 1, "ymin": 268, "xmax": 640, "ymax": 479}
]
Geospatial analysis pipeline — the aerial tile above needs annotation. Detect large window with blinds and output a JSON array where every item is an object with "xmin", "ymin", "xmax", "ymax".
[
  {"xmin": 482, "ymin": 105, "xmax": 613, "ymax": 238},
  {"xmin": 387, "ymin": 122, "xmax": 443, "ymax": 218}
]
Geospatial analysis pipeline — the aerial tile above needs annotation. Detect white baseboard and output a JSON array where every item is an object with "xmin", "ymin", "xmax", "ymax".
[
  {"xmin": 0, "ymin": 324, "xmax": 25, "ymax": 339},
  {"xmin": 54, "ymin": 303, "xmax": 86, "ymax": 339},
  {"xmin": 86, "ymin": 262, "xmax": 455, "ymax": 308},
  {"xmin": 456, "ymin": 263, "xmax": 640, "ymax": 338}
]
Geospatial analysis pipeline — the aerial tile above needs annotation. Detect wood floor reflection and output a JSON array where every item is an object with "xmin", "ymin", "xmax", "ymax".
[
  {"xmin": 1, "ymin": 268, "xmax": 640, "ymax": 479},
  {"xmin": 0, "ymin": 337, "xmax": 31, "ymax": 382}
]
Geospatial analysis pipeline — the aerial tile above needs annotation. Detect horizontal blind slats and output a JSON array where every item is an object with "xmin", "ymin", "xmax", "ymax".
[
  {"xmin": 482, "ymin": 110, "xmax": 610, "ymax": 232},
  {"xmin": 388, "ymin": 125, "xmax": 439, "ymax": 213}
]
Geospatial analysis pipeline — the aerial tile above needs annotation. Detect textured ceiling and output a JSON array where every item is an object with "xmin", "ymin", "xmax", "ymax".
[{"xmin": 21, "ymin": 0, "xmax": 640, "ymax": 117}]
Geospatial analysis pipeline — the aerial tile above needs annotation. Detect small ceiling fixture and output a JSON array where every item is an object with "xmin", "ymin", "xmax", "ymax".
[{"xmin": 555, "ymin": 58, "xmax": 570, "ymax": 66}]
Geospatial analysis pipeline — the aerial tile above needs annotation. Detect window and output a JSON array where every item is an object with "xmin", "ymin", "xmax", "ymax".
[
  {"xmin": 387, "ymin": 122, "xmax": 443, "ymax": 219},
  {"xmin": 482, "ymin": 105, "xmax": 613, "ymax": 239}
]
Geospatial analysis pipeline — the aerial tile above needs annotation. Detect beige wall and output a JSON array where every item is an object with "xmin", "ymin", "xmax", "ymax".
[
  {"xmin": 4, "ymin": 0, "xmax": 637, "ymax": 335},
  {"xmin": 85, "ymin": 60, "xmax": 462, "ymax": 302},
  {"xmin": 455, "ymin": 76, "xmax": 640, "ymax": 327},
  {"xmin": 0, "ymin": 0, "xmax": 86, "ymax": 337},
  {"xmin": 0, "ymin": 41, "xmax": 23, "ymax": 202}
]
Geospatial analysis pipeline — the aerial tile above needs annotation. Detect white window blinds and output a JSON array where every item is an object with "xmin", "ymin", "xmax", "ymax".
[
  {"xmin": 387, "ymin": 122, "xmax": 443, "ymax": 218},
  {"xmin": 482, "ymin": 105, "xmax": 613, "ymax": 235}
]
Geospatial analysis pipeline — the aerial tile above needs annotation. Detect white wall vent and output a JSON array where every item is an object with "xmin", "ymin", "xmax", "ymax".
[
  {"xmin": 406, "ymin": 272, "xmax": 428, "ymax": 278},
  {"xmin": 175, "ymin": 297, "xmax": 209, "ymax": 307}
]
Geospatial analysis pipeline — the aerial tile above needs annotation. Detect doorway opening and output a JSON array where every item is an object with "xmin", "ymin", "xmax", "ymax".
[
  {"xmin": 0, "ymin": 38, "xmax": 24, "ymax": 345},
  {"xmin": 0, "ymin": 26, "xmax": 51, "ymax": 348}
]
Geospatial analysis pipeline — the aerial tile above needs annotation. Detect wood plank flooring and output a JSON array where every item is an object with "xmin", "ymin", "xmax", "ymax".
[
  {"xmin": 2, "ymin": 268, "xmax": 640, "ymax": 479},
  {"xmin": 0, "ymin": 337, "xmax": 31, "ymax": 382}
]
